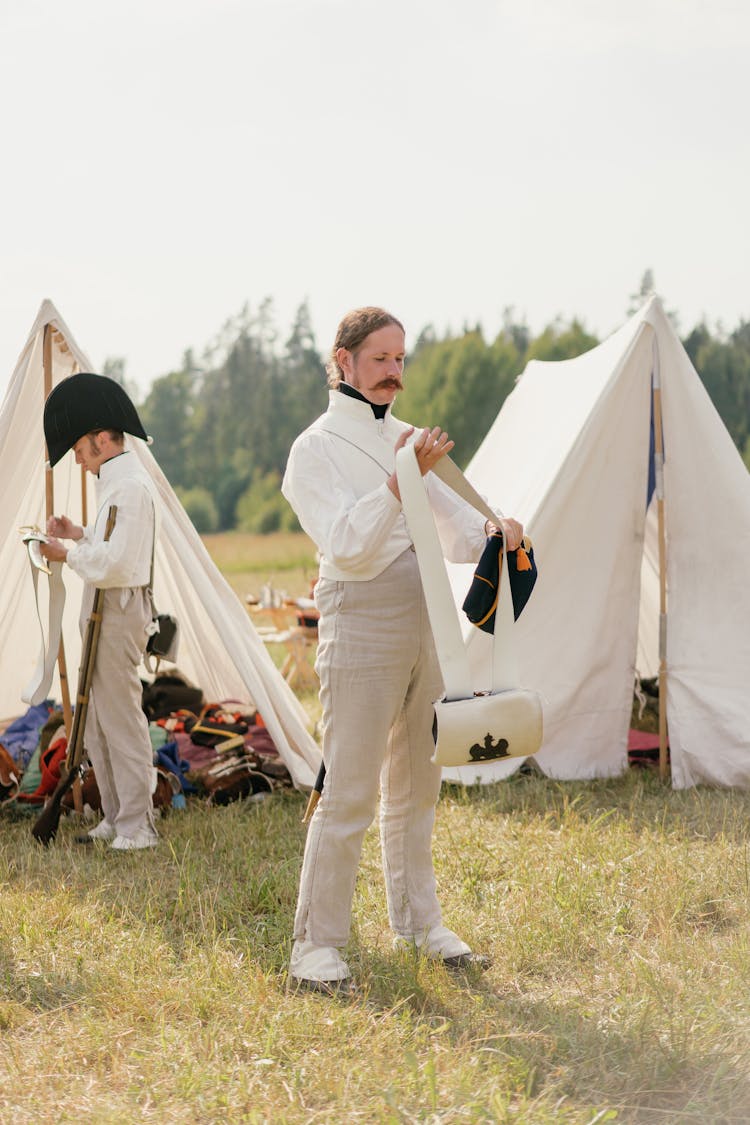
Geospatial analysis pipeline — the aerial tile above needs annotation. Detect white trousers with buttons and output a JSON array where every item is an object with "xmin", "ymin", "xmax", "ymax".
[
  {"xmin": 293, "ymin": 548, "xmax": 445, "ymax": 947},
  {"xmin": 81, "ymin": 586, "xmax": 157, "ymax": 840}
]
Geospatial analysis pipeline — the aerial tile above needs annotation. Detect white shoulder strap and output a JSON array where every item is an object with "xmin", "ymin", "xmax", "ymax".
[
  {"xmin": 432, "ymin": 455, "xmax": 504, "ymax": 525},
  {"xmin": 396, "ymin": 444, "xmax": 519, "ymax": 699}
]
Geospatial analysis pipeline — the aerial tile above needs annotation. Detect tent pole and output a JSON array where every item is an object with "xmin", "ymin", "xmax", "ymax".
[
  {"xmin": 69, "ymin": 359, "xmax": 87, "ymax": 523},
  {"xmin": 43, "ymin": 325, "xmax": 81, "ymax": 813},
  {"xmin": 651, "ymin": 337, "xmax": 670, "ymax": 782},
  {"xmin": 43, "ymin": 326, "xmax": 55, "ymax": 519}
]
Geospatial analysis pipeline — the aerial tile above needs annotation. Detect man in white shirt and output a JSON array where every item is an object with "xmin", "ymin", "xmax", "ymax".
[
  {"xmin": 41, "ymin": 373, "xmax": 159, "ymax": 851},
  {"xmin": 282, "ymin": 307, "xmax": 523, "ymax": 992}
]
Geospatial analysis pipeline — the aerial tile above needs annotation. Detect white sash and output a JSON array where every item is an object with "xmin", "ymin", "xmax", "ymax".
[
  {"xmin": 22, "ymin": 560, "xmax": 67, "ymax": 706},
  {"xmin": 396, "ymin": 443, "xmax": 543, "ymax": 768}
]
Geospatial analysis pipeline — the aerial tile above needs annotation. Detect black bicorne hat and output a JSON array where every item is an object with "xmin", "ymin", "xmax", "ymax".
[{"xmin": 43, "ymin": 373, "xmax": 148, "ymax": 467}]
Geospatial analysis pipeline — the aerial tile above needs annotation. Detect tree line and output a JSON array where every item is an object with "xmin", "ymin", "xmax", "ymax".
[{"xmin": 133, "ymin": 286, "xmax": 750, "ymax": 534}]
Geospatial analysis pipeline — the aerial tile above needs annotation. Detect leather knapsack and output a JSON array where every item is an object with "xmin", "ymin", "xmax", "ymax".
[{"xmin": 0, "ymin": 743, "xmax": 21, "ymax": 803}]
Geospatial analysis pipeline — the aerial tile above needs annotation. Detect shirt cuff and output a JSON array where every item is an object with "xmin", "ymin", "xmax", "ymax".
[
  {"xmin": 65, "ymin": 542, "xmax": 81, "ymax": 572},
  {"xmin": 381, "ymin": 480, "xmax": 402, "ymax": 511}
]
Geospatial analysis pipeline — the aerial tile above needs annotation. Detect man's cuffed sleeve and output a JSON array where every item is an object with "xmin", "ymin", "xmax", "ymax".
[{"xmin": 283, "ymin": 437, "xmax": 405, "ymax": 576}]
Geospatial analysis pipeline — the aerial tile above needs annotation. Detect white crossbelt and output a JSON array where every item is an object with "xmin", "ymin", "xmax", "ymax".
[
  {"xmin": 317, "ymin": 411, "xmax": 518, "ymax": 699},
  {"xmin": 395, "ymin": 444, "xmax": 519, "ymax": 701}
]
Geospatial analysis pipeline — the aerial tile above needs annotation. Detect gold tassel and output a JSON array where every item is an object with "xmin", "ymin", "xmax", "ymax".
[{"xmin": 516, "ymin": 546, "xmax": 532, "ymax": 572}]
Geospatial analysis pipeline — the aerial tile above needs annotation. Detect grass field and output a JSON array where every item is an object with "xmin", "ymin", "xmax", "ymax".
[
  {"xmin": 2, "ymin": 534, "xmax": 750, "ymax": 1124},
  {"xmin": 202, "ymin": 531, "xmax": 319, "ymax": 603}
]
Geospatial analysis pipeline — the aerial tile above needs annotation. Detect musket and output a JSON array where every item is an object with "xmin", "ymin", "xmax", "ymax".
[
  {"xmin": 32, "ymin": 505, "xmax": 118, "ymax": 845},
  {"xmin": 302, "ymin": 760, "xmax": 325, "ymax": 824}
]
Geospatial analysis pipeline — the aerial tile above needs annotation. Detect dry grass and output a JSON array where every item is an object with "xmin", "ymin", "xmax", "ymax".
[
  {"xmin": 202, "ymin": 531, "xmax": 318, "ymax": 602},
  {"xmin": 2, "ymin": 776, "xmax": 750, "ymax": 1123},
  {"xmin": 2, "ymin": 534, "xmax": 750, "ymax": 1123}
]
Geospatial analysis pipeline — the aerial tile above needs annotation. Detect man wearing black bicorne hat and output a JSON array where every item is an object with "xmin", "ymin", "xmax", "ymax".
[{"xmin": 40, "ymin": 373, "xmax": 159, "ymax": 851}]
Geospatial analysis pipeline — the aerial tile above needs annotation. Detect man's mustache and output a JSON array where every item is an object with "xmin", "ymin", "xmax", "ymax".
[{"xmin": 375, "ymin": 378, "xmax": 403, "ymax": 391}]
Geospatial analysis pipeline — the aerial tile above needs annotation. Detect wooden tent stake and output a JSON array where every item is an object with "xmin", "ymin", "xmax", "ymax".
[{"xmin": 651, "ymin": 337, "xmax": 670, "ymax": 781}]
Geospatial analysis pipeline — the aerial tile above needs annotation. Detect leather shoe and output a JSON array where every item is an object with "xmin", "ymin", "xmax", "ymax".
[
  {"xmin": 288, "ymin": 976, "xmax": 358, "ymax": 997},
  {"xmin": 395, "ymin": 924, "xmax": 491, "ymax": 970}
]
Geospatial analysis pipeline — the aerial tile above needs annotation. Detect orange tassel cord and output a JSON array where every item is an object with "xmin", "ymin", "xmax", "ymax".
[{"xmin": 515, "ymin": 545, "xmax": 532, "ymax": 572}]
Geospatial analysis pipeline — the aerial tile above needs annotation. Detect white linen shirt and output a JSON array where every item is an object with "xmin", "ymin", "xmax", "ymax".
[
  {"xmin": 282, "ymin": 390, "xmax": 487, "ymax": 582},
  {"xmin": 66, "ymin": 450, "xmax": 157, "ymax": 589}
]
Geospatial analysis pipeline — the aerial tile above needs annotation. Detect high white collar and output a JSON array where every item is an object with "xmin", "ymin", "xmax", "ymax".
[
  {"xmin": 94, "ymin": 449, "xmax": 147, "ymax": 502},
  {"xmin": 328, "ymin": 388, "xmax": 395, "ymax": 422},
  {"xmin": 97, "ymin": 450, "xmax": 132, "ymax": 482}
]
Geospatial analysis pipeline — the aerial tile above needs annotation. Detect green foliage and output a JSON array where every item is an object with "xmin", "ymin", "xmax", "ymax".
[
  {"xmin": 236, "ymin": 471, "xmax": 300, "ymax": 534},
  {"xmin": 175, "ymin": 486, "xmax": 219, "ymax": 533},
  {"xmin": 524, "ymin": 317, "xmax": 599, "ymax": 363},
  {"xmin": 3, "ymin": 772, "xmax": 750, "ymax": 1122},
  {"xmin": 140, "ymin": 365, "xmax": 196, "ymax": 490},
  {"xmin": 397, "ymin": 314, "xmax": 594, "ymax": 466},
  {"xmin": 161, "ymin": 299, "xmax": 327, "ymax": 530},
  {"xmin": 685, "ymin": 320, "xmax": 750, "ymax": 451},
  {"xmin": 140, "ymin": 296, "xmax": 750, "ymax": 531},
  {"xmin": 282, "ymin": 300, "xmax": 329, "ymax": 443},
  {"xmin": 398, "ymin": 326, "xmax": 525, "ymax": 466}
]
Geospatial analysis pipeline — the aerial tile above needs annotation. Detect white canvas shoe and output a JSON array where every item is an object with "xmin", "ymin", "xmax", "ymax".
[
  {"xmin": 289, "ymin": 940, "xmax": 354, "ymax": 994},
  {"xmin": 110, "ymin": 829, "xmax": 158, "ymax": 851},
  {"xmin": 88, "ymin": 819, "xmax": 116, "ymax": 841}
]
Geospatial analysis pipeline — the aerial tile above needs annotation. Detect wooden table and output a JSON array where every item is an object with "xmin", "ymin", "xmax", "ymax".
[{"xmin": 247, "ymin": 603, "xmax": 319, "ymax": 691}]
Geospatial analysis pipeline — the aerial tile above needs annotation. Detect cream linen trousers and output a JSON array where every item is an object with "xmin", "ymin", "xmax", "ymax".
[
  {"xmin": 80, "ymin": 586, "xmax": 157, "ymax": 839},
  {"xmin": 294, "ymin": 548, "xmax": 446, "ymax": 947}
]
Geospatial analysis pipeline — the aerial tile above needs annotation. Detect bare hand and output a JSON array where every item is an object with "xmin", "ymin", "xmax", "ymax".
[
  {"xmin": 46, "ymin": 514, "xmax": 83, "ymax": 540},
  {"xmin": 497, "ymin": 517, "xmax": 524, "ymax": 552},
  {"xmin": 387, "ymin": 427, "xmax": 415, "ymax": 500},
  {"xmin": 40, "ymin": 537, "xmax": 68, "ymax": 563},
  {"xmin": 413, "ymin": 427, "xmax": 455, "ymax": 475},
  {"xmin": 387, "ymin": 426, "xmax": 456, "ymax": 500}
]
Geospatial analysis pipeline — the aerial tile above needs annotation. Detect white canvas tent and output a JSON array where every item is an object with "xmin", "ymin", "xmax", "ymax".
[
  {"xmin": 0, "ymin": 300, "xmax": 320, "ymax": 789},
  {"xmin": 445, "ymin": 296, "xmax": 750, "ymax": 789}
]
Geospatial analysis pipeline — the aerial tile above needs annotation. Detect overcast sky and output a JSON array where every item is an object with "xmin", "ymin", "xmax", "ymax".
[{"xmin": 1, "ymin": 0, "xmax": 748, "ymax": 399}]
